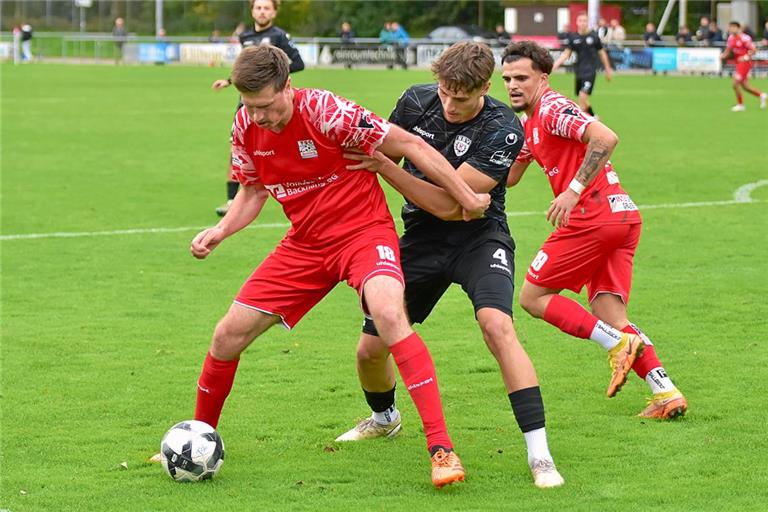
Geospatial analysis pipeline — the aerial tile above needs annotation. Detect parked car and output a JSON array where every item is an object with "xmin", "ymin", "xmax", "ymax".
[{"xmin": 426, "ymin": 25, "xmax": 498, "ymax": 44}]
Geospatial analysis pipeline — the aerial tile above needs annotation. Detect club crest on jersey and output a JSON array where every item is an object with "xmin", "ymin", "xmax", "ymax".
[
  {"xmin": 454, "ymin": 135, "xmax": 472, "ymax": 157},
  {"xmin": 298, "ymin": 139, "xmax": 318, "ymax": 159},
  {"xmin": 586, "ymin": 36, "xmax": 594, "ymax": 44}
]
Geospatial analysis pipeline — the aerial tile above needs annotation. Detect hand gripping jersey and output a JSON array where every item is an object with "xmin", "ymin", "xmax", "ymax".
[
  {"xmin": 230, "ymin": 88, "xmax": 394, "ymax": 244},
  {"xmin": 726, "ymin": 33, "xmax": 755, "ymax": 61},
  {"xmin": 516, "ymin": 89, "xmax": 641, "ymax": 226}
]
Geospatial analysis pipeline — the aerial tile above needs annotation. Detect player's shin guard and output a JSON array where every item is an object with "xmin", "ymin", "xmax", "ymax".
[
  {"xmin": 389, "ymin": 332, "xmax": 452, "ymax": 452},
  {"xmin": 227, "ymin": 181, "xmax": 239, "ymax": 201},
  {"xmin": 194, "ymin": 352, "xmax": 240, "ymax": 429},
  {"xmin": 543, "ymin": 295, "xmax": 598, "ymax": 339},
  {"xmin": 509, "ymin": 387, "xmax": 546, "ymax": 433},
  {"xmin": 623, "ymin": 324, "xmax": 661, "ymax": 379}
]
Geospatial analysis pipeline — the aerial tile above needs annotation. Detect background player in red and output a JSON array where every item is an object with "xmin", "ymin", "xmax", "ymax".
[
  {"xmin": 501, "ymin": 41, "xmax": 687, "ymax": 420},
  {"xmin": 720, "ymin": 21, "xmax": 766, "ymax": 112},
  {"xmin": 212, "ymin": 0, "xmax": 305, "ymax": 216},
  {"xmin": 182, "ymin": 45, "xmax": 492, "ymax": 488}
]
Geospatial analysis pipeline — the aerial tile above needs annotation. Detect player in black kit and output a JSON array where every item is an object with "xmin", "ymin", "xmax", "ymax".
[
  {"xmin": 336, "ymin": 42, "xmax": 564, "ymax": 489},
  {"xmin": 213, "ymin": 0, "xmax": 304, "ymax": 216},
  {"xmin": 551, "ymin": 12, "xmax": 613, "ymax": 117}
]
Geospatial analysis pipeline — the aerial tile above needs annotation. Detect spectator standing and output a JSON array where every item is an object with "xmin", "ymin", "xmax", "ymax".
[
  {"xmin": 597, "ymin": 18, "xmax": 609, "ymax": 42},
  {"xmin": 495, "ymin": 24, "xmax": 511, "ymax": 46},
  {"xmin": 606, "ymin": 18, "xmax": 626, "ymax": 47},
  {"xmin": 762, "ymin": 20, "xmax": 768, "ymax": 46},
  {"xmin": 209, "ymin": 29, "xmax": 223, "ymax": 43},
  {"xmin": 676, "ymin": 26, "xmax": 693, "ymax": 46},
  {"xmin": 709, "ymin": 22, "xmax": 725, "ymax": 45},
  {"xmin": 112, "ymin": 17, "xmax": 127, "ymax": 64},
  {"xmin": 379, "ymin": 21, "xmax": 393, "ymax": 45},
  {"xmin": 21, "ymin": 24, "xmax": 32, "ymax": 61},
  {"xmin": 643, "ymin": 22, "xmax": 662, "ymax": 46},
  {"xmin": 339, "ymin": 21, "xmax": 355, "ymax": 46},
  {"xmin": 696, "ymin": 16, "xmax": 712, "ymax": 45},
  {"xmin": 390, "ymin": 21, "xmax": 409, "ymax": 69},
  {"xmin": 339, "ymin": 21, "xmax": 355, "ymax": 69}
]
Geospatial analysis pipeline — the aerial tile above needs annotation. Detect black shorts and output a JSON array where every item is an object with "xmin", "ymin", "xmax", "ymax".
[
  {"xmin": 362, "ymin": 224, "xmax": 516, "ymax": 336},
  {"xmin": 576, "ymin": 73, "xmax": 597, "ymax": 95}
]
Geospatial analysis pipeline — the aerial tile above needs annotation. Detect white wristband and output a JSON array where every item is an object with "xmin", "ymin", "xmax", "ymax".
[{"xmin": 568, "ymin": 178, "xmax": 585, "ymax": 194}]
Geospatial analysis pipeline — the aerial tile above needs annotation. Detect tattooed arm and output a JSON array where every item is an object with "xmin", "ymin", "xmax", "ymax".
[{"xmin": 547, "ymin": 122, "xmax": 619, "ymax": 227}]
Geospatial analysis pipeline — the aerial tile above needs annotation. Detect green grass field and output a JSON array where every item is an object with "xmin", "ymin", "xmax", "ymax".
[{"xmin": 2, "ymin": 63, "xmax": 767, "ymax": 512}]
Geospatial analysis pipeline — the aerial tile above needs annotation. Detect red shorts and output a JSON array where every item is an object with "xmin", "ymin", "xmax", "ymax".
[
  {"xmin": 525, "ymin": 222, "xmax": 641, "ymax": 304},
  {"xmin": 735, "ymin": 61, "xmax": 753, "ymax": 82},
  {"xmin": 234, "ymin": 226, "xmax": 404, "ymax": 329}
]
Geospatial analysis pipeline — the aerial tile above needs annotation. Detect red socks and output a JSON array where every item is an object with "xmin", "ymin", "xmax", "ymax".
[
  {"xmin": 194, "ymin": 352, "xmax": 240, "ymax": 429},
  {"xmin": 622, "ymin": 324, "xmax": 662, "ymax": 379},
  {"xmin": 736, "ymin": 90, "xmax": 743, "ymax": 104},
  {"xmin": 542, "ymin": 294, "xmax": 599, "ymax": 339},
  {"xmin": 389, "ymin": 332, "xmax": 452, "ymax": 452}
]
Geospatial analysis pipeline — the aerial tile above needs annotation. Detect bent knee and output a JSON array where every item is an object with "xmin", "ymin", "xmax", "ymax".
[
  {"xmin": 368, "ymin": 304, "xmax": 407, "ymax": 333},
  {"xmin": 356, "ymin": 338, "xmax": 390, "ymax": 364}
]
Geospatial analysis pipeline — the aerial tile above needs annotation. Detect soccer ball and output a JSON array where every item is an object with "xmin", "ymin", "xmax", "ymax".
[{"xmin": 160, "ymin": 420, "xmax": 224, "ymax": 482}]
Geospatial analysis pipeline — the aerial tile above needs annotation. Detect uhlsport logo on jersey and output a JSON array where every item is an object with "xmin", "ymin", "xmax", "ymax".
[
  {"xmin": 298, "ymin": 139, "xmax": 318, "ymax": 159},
  {"xmin": 454, "ymin": 135, "xmax": 472, "ymax": 157},
  {"xmin": 505, "ymin": 132, "xmax": 519, "ymax": 145}
]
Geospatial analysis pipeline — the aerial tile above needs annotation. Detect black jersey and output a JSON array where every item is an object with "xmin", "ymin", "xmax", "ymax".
[
  {"xmin": 390, "ymin": 84, "xmax": 524, "ymax": 239},
  {"xmin": 239, "ymin": 25, "xmax": 305, "ymax": 73},
  {"xmin": 567, "ymin": 31, "xmax": 603, "ymax": 76}
]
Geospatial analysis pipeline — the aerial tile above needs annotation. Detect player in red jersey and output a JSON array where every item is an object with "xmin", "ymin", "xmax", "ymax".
[
  {"xmin": 721, "ymin": 21, "xmax": 766, "ymax": 111},
  {"xmin": 500, "ymin": 41, "xmax": 687, "ymax": 419},
  {"xmin": 183, "ymin": 46, "xmax": 491, "ymax": 488}
]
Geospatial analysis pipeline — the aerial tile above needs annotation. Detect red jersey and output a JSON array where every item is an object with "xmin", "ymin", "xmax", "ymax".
[
  {"xmin": 726, "ymin": 33, "xmax": 755, "ymax": 61},
  {"xmin": 231, "ymin": 88, "xmax": 394, "ymax": 245},
  {"xmin": 517, "ymin": 89, "xmax": 641, "ymax": 226}
]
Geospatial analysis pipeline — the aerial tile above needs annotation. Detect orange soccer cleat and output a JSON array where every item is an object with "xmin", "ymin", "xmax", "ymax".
[
  {"xmin": 639, "ymin": 390, "xmax": 688, "ymax": 419},
  {"xmin": 431, "ymin": 448, "xmax": 465, "ymax": 488},
  {"xmin": 606, "ymin": 333, "xmax": 644, "ymax": 397}
]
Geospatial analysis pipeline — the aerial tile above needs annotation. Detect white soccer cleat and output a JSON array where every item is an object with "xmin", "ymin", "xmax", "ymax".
[
  {"xmin": 760, "ymin": 93, "xmax": 767, "ymax": 109},
  {"xmin": 530, "ymin": 459, "xmax": 565, "ymax": 489},
  {"xmin": 730, "ymin": 104, "xmax": 746, "ymax": 112},
  {"xmin": 335, "ymin": 416, "xmax": 402, "ymax": 441}
]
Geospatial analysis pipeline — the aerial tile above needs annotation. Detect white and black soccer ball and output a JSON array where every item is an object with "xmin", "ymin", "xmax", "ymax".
[{"xmin": 160, "ymin": 420, "xmax": 224, "ymax": 482}]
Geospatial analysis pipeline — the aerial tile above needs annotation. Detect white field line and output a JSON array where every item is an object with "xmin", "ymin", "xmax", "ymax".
[{"xmin": 1, "ymin": 181, "xmax": 765, "ymax": 242}]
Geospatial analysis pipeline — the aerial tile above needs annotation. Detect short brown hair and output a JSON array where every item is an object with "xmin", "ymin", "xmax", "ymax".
[
  {"xmin": 431, "ymin": 41, "xmax": 495, "ymax": 93},
  {"xmin": 501, "ymin": 41, "xmax": 554, "ymax": 74},
  {"xmin": 232, "ymin": 46, "xmax": 290, "ymax": 93},
  {"xmin": 251, "ymin": 0, "xmax": 279, "ymax": 10}
]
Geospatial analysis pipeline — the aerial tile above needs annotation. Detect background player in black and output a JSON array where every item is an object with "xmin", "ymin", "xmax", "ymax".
[
  {"xmin": 552, "ymin": 13, "xmax": 613, "ymax": 117},
  {"xmin": 336, "ymin": 42, "xmax": 564, "ymax": 489},
  {"xmin": 211, "ymin": 0, "xmax": 304, "ymax": 216}
]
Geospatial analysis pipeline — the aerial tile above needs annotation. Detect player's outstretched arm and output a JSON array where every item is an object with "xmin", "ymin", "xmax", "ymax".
[
  {"xmin": 346, "ymin": 151, "xmax": 462, "ymax": 220},
  {"xmin": 552, "ymin": 48, "xmax": 572, "ymax": 72},
  {"xmin": 190, "ymin": 183, "xmax": 269, "ymax": 259},
  {"xmin": 378, "ymin": 125, "xmax": 490, "ymax": 220},
  {"xmin": 599, "ymin": 49, "xmax": 613, "ymax": 80},
  {"xmin": 212, "ymin": 79, "xmax": 231, "ymax": 90},
  {"xmin": 547, "ymin": 122, "xmax": 618, "ymax": 228},
  {"xmin": 507, "ymin": 160, "xmax": 531, "ymax": 188}
]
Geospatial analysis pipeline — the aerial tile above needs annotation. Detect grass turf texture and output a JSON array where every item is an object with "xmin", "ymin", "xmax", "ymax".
[{"xmin": 2, "ymin": 63, "xmax": 767, "ymax": 511}]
